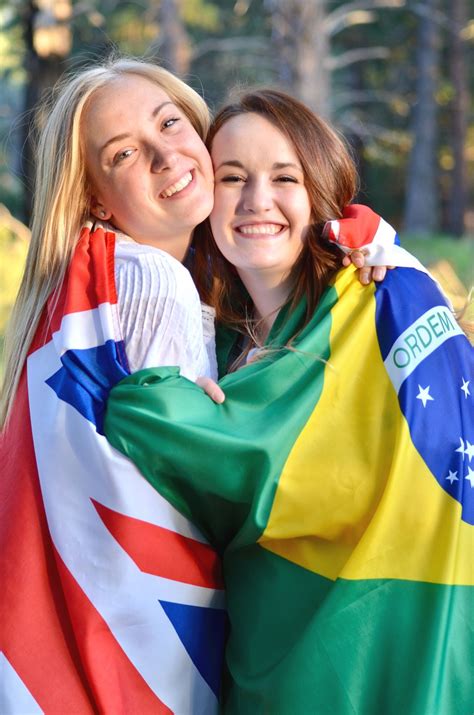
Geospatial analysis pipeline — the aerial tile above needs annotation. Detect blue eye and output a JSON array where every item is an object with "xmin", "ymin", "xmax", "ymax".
[
  {"xmin": 114, "ymin": 148, "xmax": 134, "ymax": 164},
  {"xmin": 163, "ymin": 117, "xmax": 180, "ymax": 129}
]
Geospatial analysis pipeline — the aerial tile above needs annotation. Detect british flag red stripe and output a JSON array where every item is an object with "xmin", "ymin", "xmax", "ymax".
[{"xmin": 0, "ymin": 226, "xmax": 225, "ymax": 713}]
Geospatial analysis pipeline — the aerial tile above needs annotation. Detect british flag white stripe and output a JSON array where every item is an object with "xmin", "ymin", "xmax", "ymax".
[
  {"xmin": 49, "ymin": 303, "xmax": 120, "ymax": 356},
  {"xmin": 0, "ymin": 653, "xmax": 43, "ymax": 715},
  {"xmin": 27, "ymin": 309, "xmax": 222, "ymax": 714},
  {"xmin": 28, "ymin": 339, "xmax": 210, "ymax": 542}
]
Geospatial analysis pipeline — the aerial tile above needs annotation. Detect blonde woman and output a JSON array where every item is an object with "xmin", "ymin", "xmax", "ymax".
[
  {"xmin": 0, "ymin": 59, "xmax": 227, "ymax": 715},
  {"xmin": 1, "ymin": 60, "xmax": 390, "ymax": 713}
]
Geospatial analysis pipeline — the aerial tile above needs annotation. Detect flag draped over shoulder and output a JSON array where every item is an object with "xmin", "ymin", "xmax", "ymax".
[
  {"xmin": 105, "ymin": 214, "xmax": 473, "ymax": 714},
  {"xmin": 0, "ymin": 226, "xmax": 225, "ymax": 715}
]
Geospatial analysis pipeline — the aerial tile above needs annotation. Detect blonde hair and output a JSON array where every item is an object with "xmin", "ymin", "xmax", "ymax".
[{"xmin": 1, "ymin": 57, "xmax": 210, "ymax": 428}]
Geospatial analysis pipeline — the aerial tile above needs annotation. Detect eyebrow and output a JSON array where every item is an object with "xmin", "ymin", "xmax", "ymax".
[
  {"xmin": 99, "ymin": 101, "xmax": 175, "ymax": 155},
  {"xmin": 215, "ymin": 160, "xmax": 303, "ymax": 172}
]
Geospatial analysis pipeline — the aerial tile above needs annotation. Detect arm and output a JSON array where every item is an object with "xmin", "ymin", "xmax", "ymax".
[
  {"xmin": 115, "ymin": 241, "xmax": 216, "ymax": 380},
  {"xmin": 105, "ymin": 290, "xmax": 335, "ymax": 550}
]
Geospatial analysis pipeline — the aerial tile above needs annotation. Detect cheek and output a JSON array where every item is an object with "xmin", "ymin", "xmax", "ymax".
[
  {"xmin": 209, "ymin": 189, "xmax": 228, "ymax": 227},
  {"xmin": 290, "ymin": 195, "xmax": 312, "ymax": 232},
  {"xmin": 185, "ymin": 132, "xmax": 213, "ymax": 174},
  {"xmin": 201, "ymin": 149, "xmax": 214, "ymax": 182},
  {"xmin": 212, "ymin": 184, "xmax": 239, "ymax": 213},
  {"xmin": 209, "ymin": 209, "xmax": 222, "ymax": 241},
  {"xmin": 209, "ymin": 205, "xmax": 233, "ymax": 256}
]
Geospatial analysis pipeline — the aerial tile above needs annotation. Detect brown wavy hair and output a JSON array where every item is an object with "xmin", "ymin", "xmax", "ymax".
[{"xmin": 193, "ymin": 89, "xmax": 358, "ymax": 337}]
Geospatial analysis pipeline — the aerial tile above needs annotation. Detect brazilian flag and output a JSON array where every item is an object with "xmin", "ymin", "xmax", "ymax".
[{"xmin": 105, "ymin": 266, "xmax": 473, "ymax": 714}]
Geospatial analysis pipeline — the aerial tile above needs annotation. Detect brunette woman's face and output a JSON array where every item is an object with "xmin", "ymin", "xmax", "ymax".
[
  {"xmin": 210, "ymin": 112, "xmax": 312, "ymax": 285},
  {"xmin": 83, "ymin": 74, "xmax": 214, "ymax": 261}
]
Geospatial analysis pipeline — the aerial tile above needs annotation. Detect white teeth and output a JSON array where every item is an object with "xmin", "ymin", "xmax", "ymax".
[
  {"xmin": 160, "ymin": 171, "xmax": 192, "ymax": 198},
  {"xmin": 238, "ymin": 224, "xmax": 282, "ymax": 235}
]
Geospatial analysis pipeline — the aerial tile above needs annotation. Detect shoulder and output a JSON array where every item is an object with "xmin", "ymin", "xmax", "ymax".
[
  {"xmin": 114, "ymin": 238, "xmax": 198, "ymax": 300},
  {"xmin": 115, "ymin": 236, "xmax": 193, "ymax": 279}
]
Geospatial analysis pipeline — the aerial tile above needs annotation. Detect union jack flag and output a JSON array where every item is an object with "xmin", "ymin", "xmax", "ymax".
[{"xmin": 0, "ymin": 225, "xmax": 226, "ymax": 714}]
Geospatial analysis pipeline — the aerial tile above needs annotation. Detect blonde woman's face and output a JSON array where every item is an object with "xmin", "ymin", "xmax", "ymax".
[
  {"xmin": 210, "ymin": 113, "xmax": 312, "ymax": 286},
  {"xmin": 83, "ymin": 74, "xmax": 214, "ymax": 261}
]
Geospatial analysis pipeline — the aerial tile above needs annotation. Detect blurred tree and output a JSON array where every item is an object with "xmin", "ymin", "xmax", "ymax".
[
  {"xmin": 185, "ymin": 0, "xmax": 270, "ymax": 106},
  {"xmin": 1, "ymin": 0, "xmax": 472, "ymax": 235},
  {"xmin": 264, "ymin": 0, "xmax": 403, "ymax": 118},
  {"xmin": 403, "ymin": 0, "xmax": 441, "ymax": 234},
  {"xmin": 265, "ymin": 0, "xmax": 330, "ymax": 116},
  {"xmin": 154, "ymin": 0, "xmax": 191, "ymax": 75},
  {"xmin": 19, "ymin": 0, "xmax": 72, "ymax": 221},
  {"xmin": 446, "ymin": 0, "xmax": 468, "ymax": 236}
]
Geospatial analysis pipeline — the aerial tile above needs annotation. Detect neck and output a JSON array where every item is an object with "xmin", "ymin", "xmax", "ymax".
[
  {"xmin": 107, "ymin": 220, "xmax": 192, "ymax": 263},
  {"xmin": 238, "ymin": 269, "xmax": 292, "ymax": 341},
  {"xmin": 133, "ymin": 233, "xmax": 192, "ymax": 263}
]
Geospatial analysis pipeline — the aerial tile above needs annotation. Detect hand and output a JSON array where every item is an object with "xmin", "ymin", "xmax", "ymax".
[
  {"xmin": 196, "ymin": 376, "xmax": 226, "ymax": 404},
  {"xmin": 342, "ymin": 251, "xmax": 394, "ymax": 285}
]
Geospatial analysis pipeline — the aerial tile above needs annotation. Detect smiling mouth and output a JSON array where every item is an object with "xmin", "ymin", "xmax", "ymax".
[
  {"xmin": 235, "ymin": 223, "xmax": 285, "ymax": 236},
  {"xmin": 160, "ymin": 171, "xmax": 193, "ymax": 198}
]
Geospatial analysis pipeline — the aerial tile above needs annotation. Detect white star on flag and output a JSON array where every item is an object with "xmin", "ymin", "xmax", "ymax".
[
  {"xmin": 465, "ymin": 467, "xmax": 474, "ymax": 488},
  {"xmin": 455, "ymin": 438, "xmax": 465, "ymax": 457},
  {"xmin": 416, "ymin": 385, "xmax": 434, "ymax": 408},
  {"xmin": 446, "ymin": 470, "xmax": 458, "ymax": 484},
  {"xmin": 460, "ymin": 378, "xmax": 470, "ymax": 398},
  {"xmin": 464, "ymin": 441, "xmax": 474, "ymax": 462}
]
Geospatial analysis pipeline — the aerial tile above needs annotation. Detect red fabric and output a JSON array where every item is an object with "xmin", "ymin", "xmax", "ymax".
[
  {"xmin": 1, "ymin": 225, "xmax": 223, "ymax": 712},
  {"xmin": 326, "ymin": 204, "xmax": 382, "ymax": 249},
  {"xmin": 93, "ymin": 500, "xmax": 224, "ymax": 589},
  {"xmin": 29, "ymin": 227, "xmax": 117, "ymax": 353},
  {"xmin": 0, "ymin": 374, "xmax": 96, "ymax": 712}
]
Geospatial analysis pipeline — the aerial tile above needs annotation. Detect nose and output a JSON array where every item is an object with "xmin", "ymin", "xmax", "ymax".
[
  {"xmin": 240, "ymin": 178, "xmax": 273, "ymax": 213},
  {"xmin": 149, "ymin": 141, "xmax": 178, "ymax": 173}
]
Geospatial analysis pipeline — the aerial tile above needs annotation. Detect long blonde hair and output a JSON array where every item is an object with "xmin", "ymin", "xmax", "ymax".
[{"xmin": 1, "ymin": 57, "xmax": 210, "ymax": 428}]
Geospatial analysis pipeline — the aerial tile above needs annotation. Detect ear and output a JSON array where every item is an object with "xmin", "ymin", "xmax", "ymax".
[{"xmin": 90, "ymin": 195, "xmax": 112, "ymax": 221}]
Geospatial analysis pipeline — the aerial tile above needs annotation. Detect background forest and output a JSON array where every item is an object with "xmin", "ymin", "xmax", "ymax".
[{"xmin": 0, "ymin": 0, "xmax": 473, "ymax": 348}]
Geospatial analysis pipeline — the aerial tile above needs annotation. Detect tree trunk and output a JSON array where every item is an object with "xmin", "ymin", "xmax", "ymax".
[
  {"xmin": 156, "ymin": 0, "xmax": 191, "ymax": 76},
  {"xmin": 403, "ymin": 0, "xmax": 441, "ymax": 235},
  {"xmin": 266, "ymin": 0, "xmax": 330, "ymax": 117},
  {"xmin": 20, "ymin": 0, "xmax": 71, "ymax": 223},
  {"xmin": 446, "ymin": 0, "xmax": 467, "ymax": 237}
]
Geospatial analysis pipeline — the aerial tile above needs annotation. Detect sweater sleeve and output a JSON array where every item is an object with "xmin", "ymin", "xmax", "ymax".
[{"xmin": 114, "ymin": 242, "xmax": 217, "ymax": 381}]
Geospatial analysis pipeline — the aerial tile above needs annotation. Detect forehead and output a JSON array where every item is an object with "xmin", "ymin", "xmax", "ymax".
[
  {"xmin": 82, "ymin": 75, "xmax": 176, "ymax": 146},
  {"xmin": 211, "ymin": 112, "xmax": 299, "ymax": 163}
]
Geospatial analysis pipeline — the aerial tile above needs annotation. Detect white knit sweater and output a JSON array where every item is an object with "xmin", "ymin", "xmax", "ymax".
[{"xmin": 113, "ymin": 231, "xmax": 217, "ymax": 381}]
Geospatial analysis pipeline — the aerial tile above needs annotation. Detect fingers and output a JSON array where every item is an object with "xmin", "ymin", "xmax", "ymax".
[
  {"xmin": 195, "ymin": 376, "xmax": 225, "ymax": 404},
  {"xmin": 372, "ymin": 266, "xmax": 387, "ymax": 282},
  {"xmin": 348, "ymin": 250, "xmax": 366, "ymax": 269},
  {"xmin": 358, "ymin": 267, "xmax": 372, "ymax": 285},
  {"xmin": 342, "ymin": 250, "xmax": 364, "ymax": 268},
  {"xmin": 344, "ymin": 249, "xmax": 393, "ymax": 284}
]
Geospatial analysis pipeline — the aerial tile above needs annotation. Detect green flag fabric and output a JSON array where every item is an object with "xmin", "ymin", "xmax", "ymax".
[{"xmin": 105, "ymin": 266, "xmax": 473, "ymax": 714}]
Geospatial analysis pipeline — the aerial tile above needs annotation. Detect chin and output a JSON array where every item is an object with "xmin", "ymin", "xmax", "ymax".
[{"xmin": 192, "ymin": 203, "xmax": 214, "ymax": 226}]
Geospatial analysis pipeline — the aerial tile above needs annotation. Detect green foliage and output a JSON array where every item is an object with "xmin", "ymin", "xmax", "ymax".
[
  {"xmin": 401, "ymin": 234, "xmax": 474, "ymax": 290},
  {"xmin": 0, "ymin": 5, "xmax": 27, "ymax": 220},
  {"xmin": 0, "ymin": 225, "xmax": 27, "ymax": 335},
  {"xmin": 0, "ymin": 0, "xmax": 472, "ymax": 234},
  {"xmin": 182, "ymin": 0, "xmax": 220, "ymax": 31}
]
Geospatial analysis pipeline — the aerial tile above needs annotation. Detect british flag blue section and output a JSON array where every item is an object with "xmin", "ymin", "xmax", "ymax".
[{"xmin": 0, "ymin": 225, "xmax": 225, "ymax": 714}]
